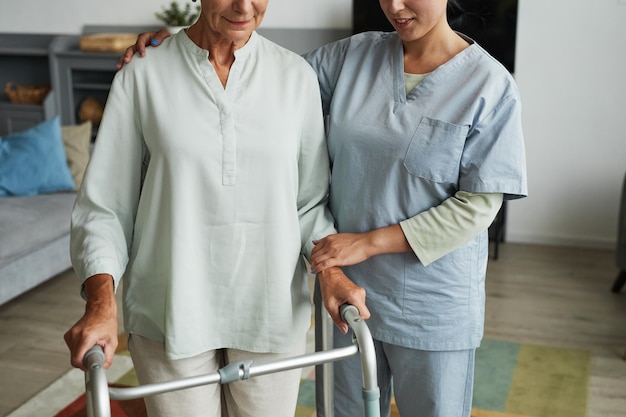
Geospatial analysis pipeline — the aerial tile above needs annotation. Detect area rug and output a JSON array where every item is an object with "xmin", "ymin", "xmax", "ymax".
[
  {"xmin": 471, "ymin": 339, "xmax": 590, "ymax": 417},
  {"xmin": 8, "ymin": 338, "xmax": 590, "ymax": 417},
  {"xmin": 294, "ymin": 339, "xmax": 590, "ymax": 417}
]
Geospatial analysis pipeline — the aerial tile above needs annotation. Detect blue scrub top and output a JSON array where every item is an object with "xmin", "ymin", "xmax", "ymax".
[{"xmin": 304, "ymin": 32, "xmax": 527, "ymax": 351}]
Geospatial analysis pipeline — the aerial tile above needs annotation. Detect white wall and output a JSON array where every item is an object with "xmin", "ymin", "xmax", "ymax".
[
  {"xmin": 2, "ymin": 0, "xmax": 626, "ymax": 249},
  {"xmin": 510, "ymin": 0, "xmax": 626, "ymax": 248},
  {"xmin": 0, "ymin": 0, "xmax": 352, "ymax": 33}
]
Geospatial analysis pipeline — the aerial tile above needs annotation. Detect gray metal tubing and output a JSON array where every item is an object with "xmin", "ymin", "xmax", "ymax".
[
  {"xmin": 84, "ymin": 304, "xmax": 379, "ymax": 417},
  {"xmin": 84, "ymin": 346, "xmax": 111, "ymax": 417},
  {"xmin": 321, "ymin": 306, "xmax": 335, "ymax": 417},
  {"xmin": 321, "ymin": 305, "xmax": 380, "ymax": 417},
  {"xmin": 339, "ymin": 305, "xmax": 378, "ymax": 392},
  {"xmin": 340, "ymin": 305, "xmax": 380, "ymax": 417},
  {"xmin": 107, "ymin": 345, "xmax": 358, "ymax": 401}
]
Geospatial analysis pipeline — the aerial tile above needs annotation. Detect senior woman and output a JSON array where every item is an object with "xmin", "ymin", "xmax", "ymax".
[{"xmin": 63, "ymin": 0, "xmax": 368, "ymax": 416}]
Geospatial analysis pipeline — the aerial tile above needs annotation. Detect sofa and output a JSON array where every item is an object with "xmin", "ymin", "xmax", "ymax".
[{"xmin": 0, "ymin": 117, "xmax": 91, "ymax": 305}]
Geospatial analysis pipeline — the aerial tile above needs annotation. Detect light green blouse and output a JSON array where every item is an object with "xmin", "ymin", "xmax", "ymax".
[{"xmin": 71, "ymin": 31, "xmax": 335, "ymax": 359}]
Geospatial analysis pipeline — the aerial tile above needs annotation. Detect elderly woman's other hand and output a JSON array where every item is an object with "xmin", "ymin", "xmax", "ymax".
[{"xmin": 317, "ymin": 267, "xmax": 370, "ymax": 334}]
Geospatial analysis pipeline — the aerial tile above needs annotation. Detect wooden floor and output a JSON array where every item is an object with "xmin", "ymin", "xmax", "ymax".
[{"xmin": 0, "ymin": 243, "xmax": 625, "ymax": 417}]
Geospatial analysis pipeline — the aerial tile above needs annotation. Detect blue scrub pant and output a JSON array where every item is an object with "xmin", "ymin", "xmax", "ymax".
[{"xmin": 315, "ymin": 311, "xmax": 475, "ymax": 417}]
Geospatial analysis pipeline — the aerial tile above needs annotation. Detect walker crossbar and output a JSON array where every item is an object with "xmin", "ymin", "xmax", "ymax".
[
  {"xmin": 107, "ymin": 346, "xmax": 358, "ymax": 401},
  {"xmin": 84, "ymin": 304, "xmax": 380, "ymax": 417}
]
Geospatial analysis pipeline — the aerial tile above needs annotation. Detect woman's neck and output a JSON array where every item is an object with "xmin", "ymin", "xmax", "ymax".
[
  {"xmin": 403, "ymin": 26, "xmax": 470, "ymax": 74},
  {"xmin": 187, "ymin": 23, "xmax": 247, "ymax": 87}
]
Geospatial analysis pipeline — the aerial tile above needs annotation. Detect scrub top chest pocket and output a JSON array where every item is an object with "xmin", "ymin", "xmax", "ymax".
[{"xmin": 403, "ymin": 117, "xmax": 469, "ymax": 183}]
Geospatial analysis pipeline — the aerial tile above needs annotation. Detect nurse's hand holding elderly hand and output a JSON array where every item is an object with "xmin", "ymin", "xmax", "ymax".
[
  {"xmin": 311, "ymin": 224, "xmax": 412, "ymax": 333},
  {"xmin": 310, "ymin": 225, "xmax": 412, "ymax": 273}
]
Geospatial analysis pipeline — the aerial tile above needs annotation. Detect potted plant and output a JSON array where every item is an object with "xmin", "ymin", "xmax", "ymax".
[{"xmin": 155, "ymin": 1, "xmax": 201, "ymax": 33}]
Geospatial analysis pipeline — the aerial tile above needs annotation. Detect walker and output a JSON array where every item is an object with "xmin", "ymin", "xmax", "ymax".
[{"xmin": 83, "ymin": 304, "xmax": 380, "ymax": 417}]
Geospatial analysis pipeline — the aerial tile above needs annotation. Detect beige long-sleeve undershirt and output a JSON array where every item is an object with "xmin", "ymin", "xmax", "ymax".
[{"xmin": 400, "ymin": 191, "xmax": 503, "ymax": 266}]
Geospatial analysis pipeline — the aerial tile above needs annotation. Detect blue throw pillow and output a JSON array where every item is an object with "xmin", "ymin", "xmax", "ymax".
[{"xmin": 0, "ymin": 116, "xmax": 75, "ymax": 196}]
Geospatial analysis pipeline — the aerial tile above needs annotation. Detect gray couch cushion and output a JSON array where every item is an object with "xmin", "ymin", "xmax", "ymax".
[
  {"xmin": 0, "ymin": 234, "xmax": 71, "ymax": 305},
  {"xmin": 0, "ymin": 192, "xmax": 75, "ymax": 267}
]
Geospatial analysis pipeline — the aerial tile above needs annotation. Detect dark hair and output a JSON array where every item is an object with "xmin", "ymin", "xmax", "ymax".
[
  {"xmin": 447, "ymin": 0, "xmax": 519, "ymax": 72},
  {"xmin": 447, "ymin": 0, "xmax": 464, "ymax": 20},
  {"xmin": 447, "ymin": 0, "xmax": 485, "ymax": 28}
]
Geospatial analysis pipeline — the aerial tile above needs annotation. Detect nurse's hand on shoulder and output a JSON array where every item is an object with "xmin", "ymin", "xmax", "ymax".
[
  {"xmin": 116, "ymin": 28, "xmax": 171, "ymax": 70},
  {"xmin": 317, "ymin": 267, "xmax": 370, "ymax": 334}
]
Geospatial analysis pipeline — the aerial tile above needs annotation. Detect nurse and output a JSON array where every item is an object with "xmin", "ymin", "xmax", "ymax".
[
  {"xmin": 118, "ymin": 0, "xmax": 527, "ymax": 415},
  {"xmin": 306, "ymin": 0, "xmax": 527, "ymax": 415}
]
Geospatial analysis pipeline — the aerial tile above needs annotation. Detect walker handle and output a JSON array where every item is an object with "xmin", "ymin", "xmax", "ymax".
[{"xmin": 83, "ymin": 345, "xmax": 111, "ymax": 417}]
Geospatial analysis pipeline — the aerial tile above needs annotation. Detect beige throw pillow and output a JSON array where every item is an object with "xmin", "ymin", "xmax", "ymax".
[{"xmin": 61, "ymin": 121, "xmax": 92, "ymax": 190}]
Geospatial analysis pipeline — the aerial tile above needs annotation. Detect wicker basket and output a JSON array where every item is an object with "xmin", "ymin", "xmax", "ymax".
[
  {"xmin": 79, "ymin": 33, "xmax": 139, "ymax": 52},
  {"xmin": 4, "ymin": 82, "xmax": 51, "ymax": 105}
]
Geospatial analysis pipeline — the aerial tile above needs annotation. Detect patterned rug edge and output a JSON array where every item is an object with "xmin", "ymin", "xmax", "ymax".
[{"xmin": 6, "ymin": 354, "xmax": 134, "ymax": 417}]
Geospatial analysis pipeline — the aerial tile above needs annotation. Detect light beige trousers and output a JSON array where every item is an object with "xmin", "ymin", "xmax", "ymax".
[{"xmin": 129, "ymin": 334, "xmax": 306, "ymax": 417}]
